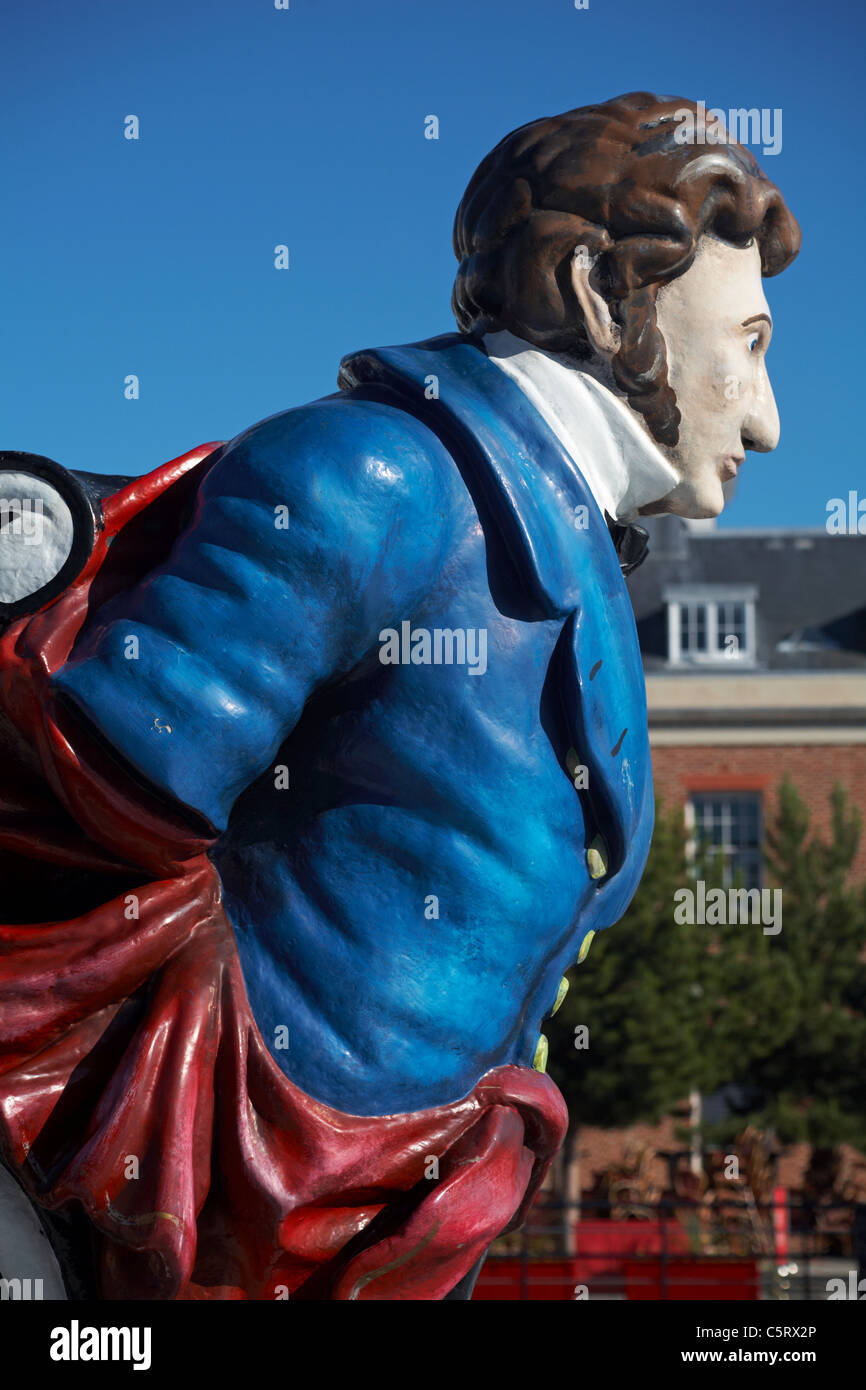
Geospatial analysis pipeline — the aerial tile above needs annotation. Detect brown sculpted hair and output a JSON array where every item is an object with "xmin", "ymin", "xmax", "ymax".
[{"xmin": 452, "ymin": 92, "xmax": 801, "ymax": 446}]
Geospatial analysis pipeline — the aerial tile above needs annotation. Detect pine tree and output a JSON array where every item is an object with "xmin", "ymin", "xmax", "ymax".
[
  {"xmin": 720, "ymin": 778, "xmax": 866, "ymax": 1148},
  {"xmin": 547, "ymin": 779, "xmax": 866, "ymax": 1158}
]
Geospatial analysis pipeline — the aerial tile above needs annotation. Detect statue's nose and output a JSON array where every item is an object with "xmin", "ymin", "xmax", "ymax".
[{"xmin": 742, "ymin": 370, "xmax": 780, "ymax": 454}]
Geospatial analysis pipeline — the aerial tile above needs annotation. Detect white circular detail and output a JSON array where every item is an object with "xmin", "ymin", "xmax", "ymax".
[{"xmin": 0, "ymin": 471, "xmax": 75, "ymax": 604}]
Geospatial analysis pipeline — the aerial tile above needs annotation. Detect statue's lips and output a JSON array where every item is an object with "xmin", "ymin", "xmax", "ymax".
[{"xmin": 720, "ymin": 454, "xmax": 744, "ymax": 482}]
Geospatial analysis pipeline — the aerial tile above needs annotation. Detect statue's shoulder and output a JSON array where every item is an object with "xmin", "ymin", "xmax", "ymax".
[{"xmin": 213, "ymin": 380, "xmax": 462, "ymax": 523}]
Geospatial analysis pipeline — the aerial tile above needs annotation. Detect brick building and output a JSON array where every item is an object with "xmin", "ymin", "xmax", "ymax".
[
  {"xmin": 632, "ymin": 514, "xmax": 866, "ymax": 879},
  {"xmin": 564, "ymin": 513, "xmax": 866, "ymax": 1200}
]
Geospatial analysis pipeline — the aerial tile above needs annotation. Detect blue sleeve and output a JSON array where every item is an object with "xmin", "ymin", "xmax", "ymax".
[{"xmin": 53, "ymin": 396, "xmax": 456, "ymax": 830}]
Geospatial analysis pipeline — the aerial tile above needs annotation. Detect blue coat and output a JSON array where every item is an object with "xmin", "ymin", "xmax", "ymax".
[{"xmin": 54, "ymin": 333, "xmax": 654, "ymax": 1116}]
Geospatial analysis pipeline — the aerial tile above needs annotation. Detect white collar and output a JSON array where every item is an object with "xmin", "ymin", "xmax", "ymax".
[{"xmin": 481, "ymin": 329, "xmax": 679, "ymax": 523}]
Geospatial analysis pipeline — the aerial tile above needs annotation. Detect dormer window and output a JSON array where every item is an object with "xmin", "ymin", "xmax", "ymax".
[{"xmin": 666, "ymin": 585, "xmax": 757, "ymax": 666}]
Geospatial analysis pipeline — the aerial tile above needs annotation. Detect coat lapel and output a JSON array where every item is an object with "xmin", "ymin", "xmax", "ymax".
[{"xmin": 339, "ymin": 334, "xmax": 654, "ymax": 908}]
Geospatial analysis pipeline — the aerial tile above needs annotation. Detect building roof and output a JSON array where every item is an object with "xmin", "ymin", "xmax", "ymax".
[{"xmin": 629, "ymin": 516, "xmax": 866, "ymax": 672}]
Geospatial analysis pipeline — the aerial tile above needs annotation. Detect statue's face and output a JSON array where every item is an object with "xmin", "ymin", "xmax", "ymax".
[{"xmin": 644, "ymin": 236, "xmax": 779, "ymax": 519}]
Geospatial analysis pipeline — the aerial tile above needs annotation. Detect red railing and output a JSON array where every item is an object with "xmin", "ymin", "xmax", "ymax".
[{"xmin": 471, "ymin": 1195, "xmax": 865, "ymax": 1301}]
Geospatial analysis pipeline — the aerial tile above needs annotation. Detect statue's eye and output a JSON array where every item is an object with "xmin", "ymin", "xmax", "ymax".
[{"xmin": 748, "ymin": 335, "xmax": 760, "ymax": 353}]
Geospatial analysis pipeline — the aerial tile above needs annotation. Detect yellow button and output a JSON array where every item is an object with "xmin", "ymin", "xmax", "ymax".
[
  {"xmin": 552, "ymin": 976, "xmax": 569, "ymax": 1015},
  {"xmin": 533, "ymin": 1035, "xmax": 549, "ymax": 1073},
  {"xmin": 587, "ymin": 835, "xmax": 608, "ymax": 880},
  {"xmin": 578, "ymin": 930, "xmax": 595, "ymax": 964}
]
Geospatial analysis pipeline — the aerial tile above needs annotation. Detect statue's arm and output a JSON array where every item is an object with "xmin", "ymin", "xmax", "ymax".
[{"xmin": 52, "ymin": 398, "xmax": 455, "ymax": 832}]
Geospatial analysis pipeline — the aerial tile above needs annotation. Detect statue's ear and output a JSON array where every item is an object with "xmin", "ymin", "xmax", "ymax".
[
  {"xmin": 0, "ymin": 452, "xmax": 98, "ymax": 626},
  {"xmin": 570, "ymin": 249, "xmax": 622, "ymax": 358}
]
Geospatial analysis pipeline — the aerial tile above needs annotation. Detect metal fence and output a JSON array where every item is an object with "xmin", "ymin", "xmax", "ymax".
[{"xmin": 473, "ymin": 1195, "xmax": 866, "ymax": 1301}]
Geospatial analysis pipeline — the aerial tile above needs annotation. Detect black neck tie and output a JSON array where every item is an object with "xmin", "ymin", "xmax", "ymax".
[{"xmin": 605, "ymin": 511, "xmax": 650, "ymax": 577}]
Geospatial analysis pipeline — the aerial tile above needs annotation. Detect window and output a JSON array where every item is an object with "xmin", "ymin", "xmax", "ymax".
[
  {"xmin": 689, "ymin": 793, "xmax": 763, "ymax": 888},
  {"xmin": 666, "ymin": 586, "xmax": 757, "ymax": 665},
  {"xmin": 679, "ymin": 602, "xmax": 707, "ymax": 656}
]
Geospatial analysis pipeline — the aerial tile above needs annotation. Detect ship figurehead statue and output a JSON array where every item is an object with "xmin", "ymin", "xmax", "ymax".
[{"xmin": 0, "ymin": 92, "xmax": 799, "ymax": 1301}]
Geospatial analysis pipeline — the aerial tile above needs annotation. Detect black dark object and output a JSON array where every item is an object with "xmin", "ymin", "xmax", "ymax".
[{"xmin": 606, "ymin": 510, "xmax": 650, "ymax": 576}]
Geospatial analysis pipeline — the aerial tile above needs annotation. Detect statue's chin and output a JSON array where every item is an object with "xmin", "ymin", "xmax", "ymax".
[
  {"xmin": 683, "ymin": 496, "xmax": 726, "ymax": 520},
  {"xmin": 640, "ymin": 475, "xmax": 727, "ymax": 520}
]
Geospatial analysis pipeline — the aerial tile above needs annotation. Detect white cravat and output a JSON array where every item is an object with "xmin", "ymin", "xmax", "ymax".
[{"xmin": 482, "ymin": 329, "xmax": 680, "ymax": 523}]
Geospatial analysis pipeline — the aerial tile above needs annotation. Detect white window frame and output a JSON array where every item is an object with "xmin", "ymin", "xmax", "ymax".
[
  {"xmin": 665, "ymin": 585, "xmax": 757, "ymax": 667},
  {"xmin": 687, "ymin": 792, "xmax": 764, "ymax": 889}
]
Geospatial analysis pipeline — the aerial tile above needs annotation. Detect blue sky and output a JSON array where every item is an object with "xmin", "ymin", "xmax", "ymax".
[{"xmin": 2, "ymin": 0, "xmax": 862, "ymax": 528}]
